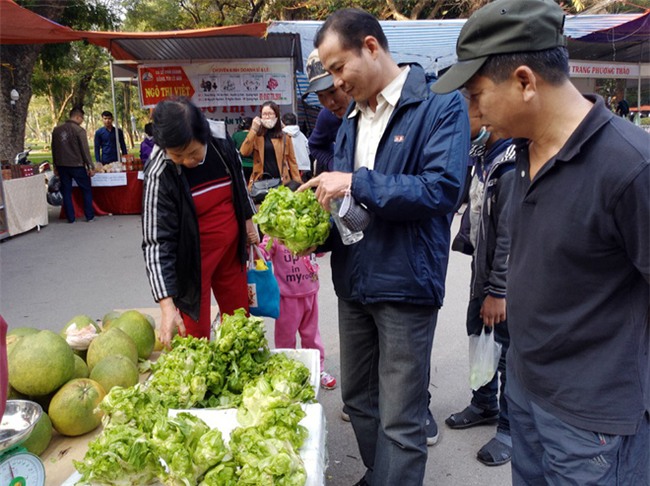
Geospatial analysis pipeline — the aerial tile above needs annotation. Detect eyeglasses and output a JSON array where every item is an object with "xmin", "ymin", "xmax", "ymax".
[{"xmin": 261, "ymin": 112, "xmax": 276, "ymax": 118}]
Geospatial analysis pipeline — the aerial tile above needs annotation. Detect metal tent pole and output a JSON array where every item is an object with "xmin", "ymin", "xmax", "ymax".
[{"xmin": 109, "ymin": 58, "xmax": 121, "ymax": 162}]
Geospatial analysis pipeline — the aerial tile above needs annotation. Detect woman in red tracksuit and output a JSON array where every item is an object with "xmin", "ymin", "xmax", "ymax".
[{"xmin": 142, "ymin": 98, "xmax": 258, "ymax": 348}]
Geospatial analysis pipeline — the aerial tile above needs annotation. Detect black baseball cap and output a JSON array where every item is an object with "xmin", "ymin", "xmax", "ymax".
[
  {"xmin": 431, "ymin": 0, "xmax": 567, "ymax": 94},
  {"xmin": 303, "ymin": 49, "xmax": 334, "ymax": 99}
]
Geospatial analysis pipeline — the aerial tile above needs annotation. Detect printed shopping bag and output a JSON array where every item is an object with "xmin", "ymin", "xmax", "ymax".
[
  {"xmin": 247, "ymin": 245, "xmax": 280, "ymax": 318},
  {"xmin": 468, "ymin": 326, "xmax": 502, "ymax": 391}
]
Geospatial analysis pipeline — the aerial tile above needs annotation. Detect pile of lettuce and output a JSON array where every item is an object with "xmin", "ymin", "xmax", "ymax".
[
  {"xmin": 144, "ymin": 309, "xmax": 270, "ymax": 409},
  {"xmin": 73, "ymin": 308, "xmax": 316, "ymax": 485},
  {"xmin": 253, "ymin": 185, "xmax": 330, "ymax": 254}
]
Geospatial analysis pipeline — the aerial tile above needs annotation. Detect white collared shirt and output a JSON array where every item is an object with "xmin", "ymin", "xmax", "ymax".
[{"xmin": 350, "ymin": 66, "xmax": 410, "ymax": 171}]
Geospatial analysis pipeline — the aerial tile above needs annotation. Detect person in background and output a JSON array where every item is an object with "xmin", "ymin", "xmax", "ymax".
[
  {"xmin": 616, "ymin": 98, "xmax": 630, "ymax": 118},
  {"xmin": 142, "ymin": 98, "xmax": 259, "ymax": 348},
  {"xmin": 240, "ymin": 101, "xmax": 301, "ymax": 190},
  {"xmin": 232, "ymin": 117, "xmax": 254, "ymax": 184},
  {"xmin": 433, "ymin": 0, "xmax": 649, "ymax": 483},
  {"xmin": 260, "ymin": 233, "xmax": 337, "ymax": 390},
  {"xmin": 94, "ymin": 110, "xmax": 128, "ymax": 164},
  {"xmin": 51, "ymin": 106, "xmax": 96, "ymax": 223},
  {"xmin": 282, "ymin": 112, "xmax": 312, "ymax": 180},
  {"xmin": 447, "ymin": 109, "xmax": 515, "ymax": 466},
  {"xmin": 303, "ymin": 48, "xmax": 353, "ymax": 174},
  {"xmin": 301, "ymin": 9, "xmax": 469, "ymax": 486},
  {"xmin": 140, "ymin": 122, "xmax": 155, "ymax": 167}
]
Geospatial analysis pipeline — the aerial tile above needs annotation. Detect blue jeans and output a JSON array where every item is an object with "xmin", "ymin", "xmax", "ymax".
[
  {"xmin": 338, "ymin": 299, "xmax": 438, "ymax": 486},
  {"xmin": 466, "ymin": 296, "xmax": 510, "ymax": 435},
  {"xmin": 58, "ymin": 166, "xmax": 94, "ymax": 222},
  {"xmin": 507, "ymin": 368, "xmax": 650, "ymax": 485}
]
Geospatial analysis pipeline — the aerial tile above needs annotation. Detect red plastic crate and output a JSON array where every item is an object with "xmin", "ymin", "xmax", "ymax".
[{"xmin": 19, "ymin": 165, "xmax": 34, "ymax": 177}]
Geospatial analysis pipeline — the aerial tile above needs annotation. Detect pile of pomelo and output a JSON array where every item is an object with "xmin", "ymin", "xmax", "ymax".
[{"xmin": 6, "ymin": 309, "xmax": 159, "ymax": 456}]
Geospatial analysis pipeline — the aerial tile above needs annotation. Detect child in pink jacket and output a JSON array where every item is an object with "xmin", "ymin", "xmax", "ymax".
[{"xmin": 260, "ymin": 234, "xmax": 336, "ymax": 390}]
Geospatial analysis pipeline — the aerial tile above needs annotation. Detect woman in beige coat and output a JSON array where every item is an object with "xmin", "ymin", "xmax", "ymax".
[{"xmin": 240, "ymin": 101, "xmax": 301, "ymax": 190}]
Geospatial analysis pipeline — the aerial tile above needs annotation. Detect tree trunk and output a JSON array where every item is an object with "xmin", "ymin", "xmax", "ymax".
[
  {"xmin": 0, "ymin": 44, "xmax": 43, "ymax": 162},
  {"xmin": 0, "ymin": 0, "xmax": 66, "ymax": 162}
]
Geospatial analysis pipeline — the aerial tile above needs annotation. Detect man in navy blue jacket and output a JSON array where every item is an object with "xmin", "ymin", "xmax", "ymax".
[
  {"xmin": 94, "ymin": 110, "xmax": 127, "ymax": 164},
  {"xmin": 301, "ymin": 9, "xmax": 469, "ymax": 486}
]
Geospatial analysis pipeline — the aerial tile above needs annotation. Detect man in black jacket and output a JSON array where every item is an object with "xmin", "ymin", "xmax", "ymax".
[{"xmin": 51, "ymin": 106, "xmax": 95, "ymax": 223}]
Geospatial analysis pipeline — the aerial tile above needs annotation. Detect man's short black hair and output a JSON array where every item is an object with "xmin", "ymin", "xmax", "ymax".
[
  {"xmin": 144, "ymin": 122, "xmax": 154, "ymax": 137},
  {"xmin": 479, "ymin": 47, "xmax": 570, "ymax": 86},
  {"xmin": 282, "ymin": 112, "xmax": 297, "ymax": 126},
  {"xmin": 152, "ymin": 97, "xmax": 211, "ymax": 150},
  {"xmin": 315, "ymin": 8, "xmax": 389, "ymax": 53},
  {"xmin": 101, "ymin": 110, "xmax": 113, "ymax": 118},
  {"xmin": 70, "ymin": 106, "xmax": 84, "ymax": 118}
]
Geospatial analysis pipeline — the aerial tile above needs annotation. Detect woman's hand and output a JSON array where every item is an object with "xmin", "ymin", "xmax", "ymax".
[
  {"xmin": 246, "ymin": 219, "xmax": 259, "ymax": 245},
  {"xmin": 159, "ymin": 297, "xmax": 186, "ymax": 349},
  {"xmin": 251, "ymin": 116, "xmax": 262, "ymax": 133}
]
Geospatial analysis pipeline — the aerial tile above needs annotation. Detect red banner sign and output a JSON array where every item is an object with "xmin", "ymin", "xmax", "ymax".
[{"xmin": 139, "ymin": 66, "xmax": 195, "ymax": 105}]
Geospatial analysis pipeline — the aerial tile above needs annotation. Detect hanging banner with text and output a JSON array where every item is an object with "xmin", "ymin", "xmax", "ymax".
[
  {"xmin": 569, "ymin": 60, "xmax": 641, "ymax": 79},
  {"xmin": 138, "ymin": 59, "xmax": 293, "ymax": 108}
]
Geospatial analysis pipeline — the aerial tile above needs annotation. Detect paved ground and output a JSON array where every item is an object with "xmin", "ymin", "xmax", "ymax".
[{"xmin": 0, "ymin": 206, "xmax": 511, "ymax": 486}]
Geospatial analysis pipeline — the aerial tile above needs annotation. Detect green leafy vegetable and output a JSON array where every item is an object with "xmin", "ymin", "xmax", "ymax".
[
  {"xmin": 73, "ymin": 424, "xmax": 163, "ymax": 485},
  {"xmin": 229, "ymin": 427, "xmax": 307, "ymax": 486},
  {"xmin": 253, "ymin": 185, "xmax": 330, "ymax": 254},
  {"xmin": 75, "ymin": 310, "xmax": 312, "ymax": 486}
]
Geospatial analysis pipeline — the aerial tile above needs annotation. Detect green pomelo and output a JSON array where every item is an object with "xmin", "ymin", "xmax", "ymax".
[
  {"xmin": 7, "ymin": 327, "xmax": 39, "ymax": 337},
  {"xmin": 60, "ymin": 315, "xmax": 100, "ymax": 336},
  {"xmin": 8, "ymin": 330, "xmax": 75, "ymax": 396},
  {"xmin": 89, "ymin": 354, "xmax": 139, "ymax": 392},
  {"xmin": 49, "ymin": 378, "xmax": 105, "ymax": 436},
  {"xmin": 7, "ymin": 384, "xmax": 27, "ymax": 400},
  {"xmin": 21, "ymin": 411, "xmax": 53, "ymax": 456},
  {"xmin": 101, "ymin": 310, "xmax": 121, "ymax": 331},
  {"xmin": 143, "ymin": 313, "xmax": 156, "ymax": 329},
  {"xmin": 73, "ymin": 354, "xmax": 89, "ymax": 379},
  {"xmin": 86, "ymin": 327, "xmax": 138, "ymax": 372},
  {"xmin": 112, "ymin": 310, "xmax": 156, "ymax": 360},
  {"xmin": 6, "ymin": 328, "xmax": 39, "ymax": 357}
]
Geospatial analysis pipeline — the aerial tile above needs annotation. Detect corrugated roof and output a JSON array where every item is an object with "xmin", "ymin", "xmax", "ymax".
[
  {"xmin": 269, "ymin": 14, "xmax": 649, "ymax": 73},
  {"xmin": 106, "ymin": 33, "xmax": 302, "ymax": 69}
]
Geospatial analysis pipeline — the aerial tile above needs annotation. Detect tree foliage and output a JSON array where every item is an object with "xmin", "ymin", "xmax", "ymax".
[
  {"xmin": 119, "ymin": 0, "xmax": 645, "ymax": 27},
  {"xmin": 0, "ymin": 0, "xmax": 118, "ymax": 161}
]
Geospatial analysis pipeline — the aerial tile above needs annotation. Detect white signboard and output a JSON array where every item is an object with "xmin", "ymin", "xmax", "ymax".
[
  {"xmin": 569, "ymin": 60, "xmax": 641, "ymax": 79},
  {"xmin": 71, "ymin": 173, "xmax": 128, "ymax": 187},
  {"xmin": 138, "ymin": 59, "xmax": 293, "ymax": 109}
]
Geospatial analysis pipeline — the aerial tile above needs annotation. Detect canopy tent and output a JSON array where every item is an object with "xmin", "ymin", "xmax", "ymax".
[
  {"xmin": 0, "ymin": 0, "xmax": 81, "ymax": 44},
  {"xmin": 1, "ymin": 0, "xmax": 302, "ymax": 150},
  {"xmin": 271, "ymin": 12, "xmax": 650, "ymax": 113},
  {"xmin": 2, "ymin": 0, "xmax": 647, "ymax": 131},
  {"xmin": 568, "ymin": 10, "xmax": 649, "ymax": 63}
]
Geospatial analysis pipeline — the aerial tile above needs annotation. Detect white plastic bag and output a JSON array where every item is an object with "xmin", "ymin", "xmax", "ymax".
[{"xmin": 468, "ymin": 326, "xmax": 502, "ymax": 391}]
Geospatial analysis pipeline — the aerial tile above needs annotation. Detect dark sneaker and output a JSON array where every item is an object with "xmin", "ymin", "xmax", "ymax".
[
  {"xmin": 425, "ymin": 409, "xmax": 439, "ymax": 446},
  {"xmin": 352, "ymin": 477, "xmax": 370, "ymax": 486}
]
